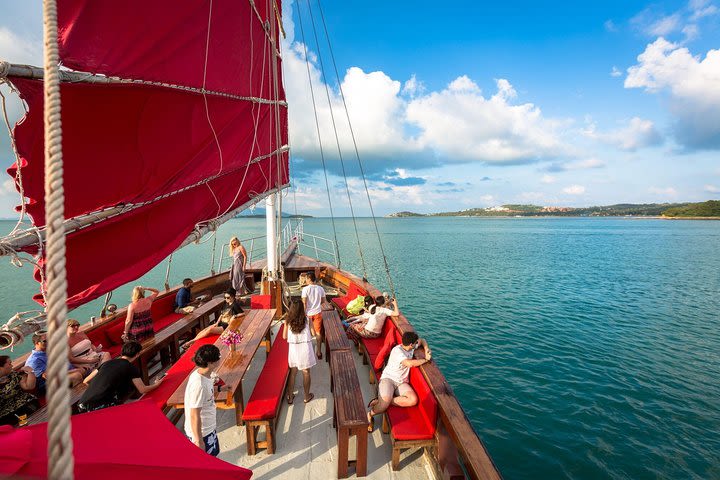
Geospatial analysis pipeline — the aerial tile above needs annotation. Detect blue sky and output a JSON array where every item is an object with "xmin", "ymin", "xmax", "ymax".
[{"xmin": 1, "ymin": 0, "xmax": 719, "ymax": 217}]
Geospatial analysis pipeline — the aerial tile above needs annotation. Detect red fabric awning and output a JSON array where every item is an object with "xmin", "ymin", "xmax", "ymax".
[
  {"xmin": 0, "ymin": 400, "xmax": 253, "ymax": 479},
  {"xmin": 5, "ymin": 0, "xmax": 289, "ymax": 309}
]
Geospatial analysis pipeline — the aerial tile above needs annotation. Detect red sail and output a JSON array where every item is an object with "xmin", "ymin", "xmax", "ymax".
[{"xmin": 5, "ymin": 0, "xmax": 288, "ymax": 309}]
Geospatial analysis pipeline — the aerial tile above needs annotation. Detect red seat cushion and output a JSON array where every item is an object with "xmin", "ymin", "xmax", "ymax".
[
  {"xmin": 250, "ymin": 295, "xmax": 272, "ymax": 309},
  {"xmin": 143, "ymin": 336, "xmax": 219, "ymax": 408},
  {"xmin": 105, "ymin": 320, "xmax": 126, "ymax": 346},
  {"xmin": 150, "ymin": 294, "xmax": 176, "ymax": 320},
  {"xmin": 332, "ymin": 283, "xmax": 368, "ymax": 317},
  {"xmin": 361, "ymin": 320, "xmax": 396, "ymax": 358},
  {"xmin": 85, "ymin": 328, "xmax": 106, "ymax": 345},
  {"xmin": 241, "ymin": 326, "xmax": 289, "ymax": 421},
  {"xmin": 105, "ymin": 343, "xmax": 122, "ymax": 358},
  {"xmin": 153, "ymin": 312, "xmax": 183, "ymax": 332},
  {"xmin": 373, "ymin": 328, "xmax": 397, "ymax": 373},
  {"xmin": 387, "ymin": 368, "xmax": 437, "ymax": 441}
]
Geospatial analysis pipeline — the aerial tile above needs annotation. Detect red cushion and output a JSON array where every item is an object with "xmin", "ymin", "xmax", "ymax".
[
  {"xmin": 387, "ymin": 368, "xmax": 437, "ymax": 441},
  {"xmin": 250, "ymin": 294, "xmax": 272, "ymax": 309},
  {"xmin": 143, "ymin": 336, "xmax": 219, "ymax": 408},
  {"xmin": 105, "ymin": 321, "xmax": 126, "ymax": 346},
  {"xmin": 105, "ymin": 344, "xmax": 122, "ymax": 358},
  {"xmin": 361, "ymin": 320, "xmax": 396, "ymax": 357},
  {"xmin": 150, "ymin": 294, "xmax": 176, "ymax": 320},
  {"xmin": 85, "ymin": 328, "xmax": 106, "ymax": 345},
  {"xmin": 153, "ymin": 312, "xmax": 183, "ymax": 332},
  {"xmin": 373, "ymin": 328, "xmax": 397, "ymax": 372},
  {"xmin": 241, "ymin": 326, "xmax": 289, "ymax": 421},
  {"xmin": 332, "ymin": 283, "xmax": 369, "ymax": 317}
]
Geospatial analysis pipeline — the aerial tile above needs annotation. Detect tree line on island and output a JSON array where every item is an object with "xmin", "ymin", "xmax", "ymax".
[{"xmin": 387, "ymin": 200, "xmax": 720, "ymax": 218}]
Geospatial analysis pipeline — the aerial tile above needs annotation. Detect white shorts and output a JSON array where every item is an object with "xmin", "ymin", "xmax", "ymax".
[{"xmin": 378, "ymin": 377, "xmax": 413, "ymax": 400}]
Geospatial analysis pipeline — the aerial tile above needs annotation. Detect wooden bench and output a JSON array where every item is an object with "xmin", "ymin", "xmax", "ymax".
[
  {"xmin": 381, "ymin": 366, "xmax": 439, "ymax": 470},
  {"xmin": 330, "ymin": 350, "xmax": 368, "ymax": 478},
  {"xmin": 166, "ymin": 309, "xmax": 276, "ymax": 426},
  {"xmin": 26, "ymin": 383, "xmax": 88, "ymax": 426},
  {"xmin": 323, "ymin": 309, "xmax": 351, "ymax": 363},
  {"xmin": 241, "ymin": 324, "xmax": 290, "ymax": 455},
  {"xmin": 134, "ymin": 297, "xmax": 225, "ymax": 383}
]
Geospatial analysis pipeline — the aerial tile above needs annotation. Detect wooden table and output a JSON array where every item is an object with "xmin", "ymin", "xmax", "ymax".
[
  {"xmin": 323, "ymin": 309, "xmax": 351, "ymax": 364},
  {"xmin": 135, "ymin": 297, "xmax": 225, "ymax": 383},
  {"xmin": 330, "ymin": 350, "xmax": 368, "ymax": 478},
  {"xmin": 166, "ymin": 308, "xmax": 276, "ymax": 426}
]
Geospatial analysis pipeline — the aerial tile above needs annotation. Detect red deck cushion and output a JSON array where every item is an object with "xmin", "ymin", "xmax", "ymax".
[
  {"xmin": 153, "ymin": 312, "xmax": 183, "ymax": 332},
  {"xmin": 241, "ymin": 326, "xmax": 289, "ymax": 421},
  {"xmin": 332, "ymin": 283, "xmax": 368, "ymax": 317},
  {"xmin": 105, "ymin": 320, "xmax": 126, "ymax": 346},
  {"xmin": 373, "ymin": 328, "xmax": 397, "ymax": 373},
  {"xmin": 387, "ymin": 368, "xmax": 437, "ymax": 441},
  {"xmin": 361, "ymin": 320, "xmax": 396, "ymax": 358},
  {"xmin": 151, "ymin": 294, "xmax": 176, "ymax": 319},
  {"xmin": 143, "ymin": 336, "xmax": 219, "ymax": 409},
  {"xmin": 250, "ymin": 295, "xmax": 272, "ymax": 309}
]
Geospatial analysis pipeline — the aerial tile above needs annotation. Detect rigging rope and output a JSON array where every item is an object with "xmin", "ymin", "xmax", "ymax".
[
  {"xmin": 314, "ymin": 0, "xmax": 396, "ymax": 297},
  {"xmin": 295, "ymin": 1, "xmax": 342, "ymax": 268},
  {"xmin": 42, "ymin": 0, "xmax": 74, "ymax": 477},
  {"xmin": 304, "ymin": 0, "xmax": 367, "ymax": 279}
]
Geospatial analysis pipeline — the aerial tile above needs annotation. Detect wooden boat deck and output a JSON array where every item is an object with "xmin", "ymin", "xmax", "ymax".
[
  {"xmin": 249, "ymin": 253, "xmax": 325, "ymax": 271},
  {"xmin": 175, "ymin": 322, "xmax": 434, "ymax": 479}
]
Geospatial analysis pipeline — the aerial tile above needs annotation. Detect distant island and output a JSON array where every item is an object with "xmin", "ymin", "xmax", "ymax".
[
  {"xmin": 387, "ymin": 200, "xmax": 720, "ymax": 219},
  {"xmin": 236, "ymin": 208, "xmax": 312, "ymax": 219}
]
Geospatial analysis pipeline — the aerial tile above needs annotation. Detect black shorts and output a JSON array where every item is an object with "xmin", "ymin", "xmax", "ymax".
[{"xmin": 217, "ymin": 321, "xmax": 228, "ymax": 330}]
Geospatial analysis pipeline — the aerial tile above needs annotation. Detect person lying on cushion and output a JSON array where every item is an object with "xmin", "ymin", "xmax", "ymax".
[
  {"xmin": 366, "ymin": 331, "xmax": 432, "ymax": 432},
  {"xmin": 77, "ymin": 341, "xmax": 163, "ymax": 413}
]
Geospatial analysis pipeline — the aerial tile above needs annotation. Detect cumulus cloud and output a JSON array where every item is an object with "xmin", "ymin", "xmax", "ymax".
[
  {"xmin": 0, "ymin": 27, "xmax": 41, "ymax": 64},
  {"xmin": 610, "ymin": 66, "xmax": 622, "ymax": 77},
  {"xmin": 283, "ymin": 40, "xmax": 570, "ymax": 175},
  {"xmin": 541, "ymin": 174, "xmax": 556, "ymax": 184},
  {"xmin": 704, "ymin": 184, "xmax": 720, "ymax": 193},
  {"xmin": 631, "ymin": 1, "xmax": 719, "ymax": 42},
  {"xmin": 563, "ymin": 185, "xmax": 586, "ymax": 195},
  {"xmin": 583, "ymin": 117, "xmax": 663, "ymax": 151},
  {"xmin": 625, "ymin": 38, "xmax": 720, "ymax": 149}
]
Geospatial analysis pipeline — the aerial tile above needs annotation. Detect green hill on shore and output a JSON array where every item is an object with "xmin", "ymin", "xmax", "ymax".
[{"xmin": 662, "ymin": 200, "xmax": 720, "ymax": 218}]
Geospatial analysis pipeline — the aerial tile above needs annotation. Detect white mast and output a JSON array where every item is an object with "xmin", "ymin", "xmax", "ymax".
[{"xmin": 265, "ymin": 193, "xmax": 278, "ymax": 280}]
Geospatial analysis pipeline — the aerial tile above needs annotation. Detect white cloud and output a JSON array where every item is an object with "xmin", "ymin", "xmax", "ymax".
[
  {"xmin": 541, "ymin": 174, "xmax": 556, "ymax": 184},
  {"xmin": 610, "ymin": 66, "xmax": 622, "ymax": 77},
  {"xmin": 583, "ymin": 117, "xmax": 663, "ymax": 151},
  {"xmin": 625, "ymin": 39, "xmax": 720, "ymax": 149},
  {"xmin": 689, "ymin": 0, "xmax": 719, "ymax": 20},
  {"xmin": 1, "ymin": 179, "xmax": 16, "ymax": 195},
  {"xmin": 0, "ymin": 27, "xmax": 41, "ymax": 65},
  {"xmin": 546, "ymin": 158, "xmax": 606, "ymax": 172},
  {"xmin": 649, "ymin": 186, "xmax": 678, "ymax": 196},
  {"xmin": 648, "ymin": 14, "xmax": 682, "ymax": 36},
  {"xmin": 563, "ymin": 185, "xmax": 586, "ymax": 195},
  {"xmin": 402, "ymin": 75, "xmax": 424, "ymax": 98},
  {"xmin": 631, "ymin": 1, "xmax": 719, "ymax": 42},
  {"xmin": 604, "ymin": 20, "xmax": 618, "ymax": 32},
  {"xmin": 704, "ymin": 184, "xmax": 720, "ymax": 193}
]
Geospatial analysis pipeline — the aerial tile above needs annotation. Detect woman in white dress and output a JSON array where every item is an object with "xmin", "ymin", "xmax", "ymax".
[{"xmin": 283, "ymin": 299, "xmax": 316, "ymax": 404}]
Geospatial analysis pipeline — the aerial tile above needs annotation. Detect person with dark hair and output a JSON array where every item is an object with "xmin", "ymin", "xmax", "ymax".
[
  {"xmin": 174, "ymin": 278, "xmax": 201, "ymax": 314},
  {"xmin": 346, "ymin": 295, "xmax": 399, "ymax": 343},
  {"xmin": 301, "ymin": 271, "xmax": 326, "ymax": 359},
  {"xmin": 78, "ymin": 341, "xmax": 163, "ymax": 412},
  {"xmin": 0, "ymin": 355, "xmax": 39, "ymax": 426},
  {"xmin": 367, "ymin": 331, "xmax": 432, "ymax": 432},
  {"xmin": 283, "ymin": 300, "xmax": 316, "ymax": 404},
  {"xmin": 183, "ymin": 288, "xmax": 244, "ymax": 350},
  {"xmin": 26, "ymin": 332, "xmax": 83, "ymax": 393},
  {"xmin": 184, "ymin": 344, "xmax": 227, "ymax": 456}
]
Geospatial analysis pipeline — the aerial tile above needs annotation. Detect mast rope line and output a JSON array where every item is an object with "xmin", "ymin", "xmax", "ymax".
[
  {"xmin": 247, "ymin": 0, "xmax": 283, "ymax": 57},
  {"xmin": 0, "ymin": 61, "xmax": 288, "ymax": 107},
  {"xmin": 305, "ymin": 0, "xmax": 367, "ymax": 277},
  {"xmin": 295, "ymin": 2, "xmax": 342, "ymax": 268},
  {"xmin": 315, "ymin": 0, "xmax": 396, "ymax": 297},
  {"xmin": 42, "ymin": 0, "xmax": 74, "ymax": 477}
]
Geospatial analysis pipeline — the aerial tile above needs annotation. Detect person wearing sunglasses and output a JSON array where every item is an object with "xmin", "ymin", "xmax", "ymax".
[
  {"xmin": 67, "ymin": 319, "xmax": 111, "ymax": 377},
  {"xmin": 25, "ymin": 333, "xmax": 84, "ymax": 394},
  {"xmin": 182, "ymin": 288, "xmax": 245, "ymax": 350}
]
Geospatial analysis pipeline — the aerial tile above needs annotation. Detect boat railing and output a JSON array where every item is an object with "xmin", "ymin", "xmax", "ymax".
[
  {"xmin": 217, "ymin": 234, "xmax": 268, "ymax": 272},
  {"xmin": 285, "ymin": 220, "xmax": 338, "ymax": 266}
]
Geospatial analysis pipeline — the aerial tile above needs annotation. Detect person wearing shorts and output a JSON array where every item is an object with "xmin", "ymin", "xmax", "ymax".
[
  {"xmin": 301, "ymin": 272, "xmax": 326, "ymax": 359},
  {"xmin": 367, "ymin": 331, "xmax": 432, "ymax": 432}
]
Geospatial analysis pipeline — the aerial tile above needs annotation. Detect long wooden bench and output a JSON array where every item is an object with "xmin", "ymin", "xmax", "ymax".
[
  {"xmin": 330, "ymin": 349, "xmax": 368, "ymax": 478},
  {"xmin": 323, "ymin": 309, "xmax": 351, "ymax": 363},
  {"xmin": 26, "ymin": 383, "xmax": 88, "ymax": 426},
  {"xmin": 241, "ymin": 324, "xmax": 289, "ymax": 455},
  {"xmin": 381, "ymin": 365, "xmax": 439, "ymax": 470}
]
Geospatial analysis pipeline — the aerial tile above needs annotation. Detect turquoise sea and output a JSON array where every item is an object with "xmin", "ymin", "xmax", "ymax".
[{"xmin": 1, "ymin": 217, "xmax": 719, "ymax": 479}]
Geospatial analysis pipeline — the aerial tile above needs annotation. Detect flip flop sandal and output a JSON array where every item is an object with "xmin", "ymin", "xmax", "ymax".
[
  {"xmin": 304, "ymin": 393, "xmax": 315, "ymax": 403},
  {"xmin": 286, "ymin": 393, "xmax": 295, "ymax": 405},
  {"xmin": 367, "ymin": 416, "xmax": 374, "ymax": 433}
]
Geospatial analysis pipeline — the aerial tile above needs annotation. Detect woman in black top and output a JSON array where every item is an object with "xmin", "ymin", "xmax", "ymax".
[{"xmin": 182, "ymin": 288, "xmax": 245, "ymax": 350}]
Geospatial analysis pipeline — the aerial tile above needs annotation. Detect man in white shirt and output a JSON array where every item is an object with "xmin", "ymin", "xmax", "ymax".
[
  {"xmin": 184, "ymin": 344, "xmax": 228, "ymax": 456},
  {"xmin": 367, "ymin": 331, "xmax": 432, "ymax": 432},
  {"xmin": 301, "ymin": 272, "xmax": 327, "ymax": 359}
]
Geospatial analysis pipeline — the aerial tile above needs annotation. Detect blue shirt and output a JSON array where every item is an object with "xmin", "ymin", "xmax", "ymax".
[
  {"xmin": 26, "ymin": 350, "xmax": 75, "ymax": 392},
  {"xmin": 175, "ymin": 287, "xmax": 191, "ymax": 309}
]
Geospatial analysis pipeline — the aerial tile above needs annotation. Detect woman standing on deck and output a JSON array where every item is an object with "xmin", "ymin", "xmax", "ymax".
[
  {"xmin": 122, "ymin": 286, "xmax": 159, "ymax": 343},
  {"xmin": 283, "ymin": 299, "xmax": 316, "ymax": 404},
  {"xmin": 228, "ymin": 237, "xmax": 248, "ymax": 294}
]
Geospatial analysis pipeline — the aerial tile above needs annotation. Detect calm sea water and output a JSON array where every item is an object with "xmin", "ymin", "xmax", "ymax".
[{"xmin": 1, "ymin": 217, "xmax": 719, "ymax": 479}]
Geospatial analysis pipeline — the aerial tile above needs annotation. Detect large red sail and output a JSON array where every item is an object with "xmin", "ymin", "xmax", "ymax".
[{"xmin": 5, "ymin": 0, "xmax": 288, "ymax": 309}]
